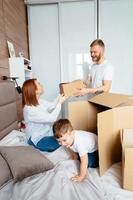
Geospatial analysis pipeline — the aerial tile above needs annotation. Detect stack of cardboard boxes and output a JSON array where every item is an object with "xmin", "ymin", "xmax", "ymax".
[
  {"xmin": 121, "ymin": 129, "xmax": 133, "ymax": 191},
  {"xmin": 60, "ymin": 81, "xmax": 133, "ymax": 191}
]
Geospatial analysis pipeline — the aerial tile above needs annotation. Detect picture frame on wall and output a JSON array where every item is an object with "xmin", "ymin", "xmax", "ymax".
[{"xmin": 7, "ymin": 41, "xmax": 16, "ymax": 57}]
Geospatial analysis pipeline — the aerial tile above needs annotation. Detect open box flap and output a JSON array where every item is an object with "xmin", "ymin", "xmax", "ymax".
[{"xmin": 89, "ymin": 92, "xmax": 132, "ymax": 108}]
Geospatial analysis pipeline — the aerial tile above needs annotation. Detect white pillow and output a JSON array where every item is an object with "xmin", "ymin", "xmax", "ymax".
[{"xmin": 0, "ymin": 130, "xmax": 27, "ymax": 146}]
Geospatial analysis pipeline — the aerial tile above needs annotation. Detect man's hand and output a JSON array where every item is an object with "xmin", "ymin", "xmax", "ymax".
[
  {"xmin": 74, "ymin": 88, "xmax": 89, "ymax": 96},
  {"xmin": 74, "ymin": 87, "xmax": 98, "ymax": 96}
]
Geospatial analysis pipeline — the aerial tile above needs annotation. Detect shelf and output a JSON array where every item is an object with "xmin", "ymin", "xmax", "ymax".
[
  {"xmin": 9, "ymin": 57, "xmax": 32, "ymax": 87},
  {"xmin": 23, "ymin": 57, "xmax": 31, "ymax": 64}
]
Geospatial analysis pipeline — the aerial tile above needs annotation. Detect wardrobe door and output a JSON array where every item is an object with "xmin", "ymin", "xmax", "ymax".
[
  {"xmin": 60, "ymin": 0, "xmax": 96, "ymax": 83},
  {"xmin": 28, "ymin": 4, "xmax": 60, "ymax": 100}
]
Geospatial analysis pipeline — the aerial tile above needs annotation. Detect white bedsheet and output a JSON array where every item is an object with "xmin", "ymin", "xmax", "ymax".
[{"xmin": 0, "ymin": 147, "xmax": 133, "ymax": 200}]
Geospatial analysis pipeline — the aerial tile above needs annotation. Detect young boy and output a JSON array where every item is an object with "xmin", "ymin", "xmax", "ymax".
[{"xmin": 53, "ymin": 118, "xmax": 98, "ymax": 182}]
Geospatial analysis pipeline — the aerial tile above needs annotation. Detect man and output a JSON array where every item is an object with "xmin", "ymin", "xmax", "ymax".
[{"xmin": 76, "ymin": 39, "xmax": 114, "ymax": 97}]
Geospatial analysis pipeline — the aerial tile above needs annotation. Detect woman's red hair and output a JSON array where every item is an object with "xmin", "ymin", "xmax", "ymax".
[{"xmin": 22, "ymin": 78, "xmax": 39, "ymax": 107}]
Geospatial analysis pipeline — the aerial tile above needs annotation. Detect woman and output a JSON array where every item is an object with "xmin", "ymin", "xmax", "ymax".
[{"xmin": 22, "ymin": 78, "xmax": 67, "ymax": 152}]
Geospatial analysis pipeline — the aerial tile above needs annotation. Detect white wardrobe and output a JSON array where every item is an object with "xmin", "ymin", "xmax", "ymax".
[{"xmin": 27, "ymin": 0, "xmax": 96, "ymax": 100}]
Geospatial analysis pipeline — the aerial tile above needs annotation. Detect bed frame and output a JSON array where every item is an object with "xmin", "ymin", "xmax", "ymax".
[{"xmin": 0, "ymin": 80, "xmax": 18, "ymax": 140}]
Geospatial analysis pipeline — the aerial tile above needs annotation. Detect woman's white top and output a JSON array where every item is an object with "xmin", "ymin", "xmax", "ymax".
[{"xmin": 23, "ymin": 96, "xmax": 61, "ymax": 145}]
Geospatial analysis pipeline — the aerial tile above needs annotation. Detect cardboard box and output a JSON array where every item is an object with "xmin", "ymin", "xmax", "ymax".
[
  {"xmin": 67, "ymin": 92, "xmax": 133, "ymax": 176},
  {"xmin": 121, "ymin": 129, "xmax": 133, "ymax": 191},
  {"xmin": 59, "ymin": 80, "xmax": 84, "ymax": 97}
]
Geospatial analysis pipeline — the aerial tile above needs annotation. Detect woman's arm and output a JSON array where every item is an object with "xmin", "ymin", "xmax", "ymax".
[
  {"xmin": 25, "ymin": 95, "xmax": 67, "ymax": 123},
  {"xmin": 47, "ymin": 94, "xmax": 68, "ymax": 112},
  {"xmin": 46, "ymin": 95, "xmax": 60, "ymax": 112},
  {"xmin": 25, "ymin": 103, "xmax": 61, "ymax": 123}
]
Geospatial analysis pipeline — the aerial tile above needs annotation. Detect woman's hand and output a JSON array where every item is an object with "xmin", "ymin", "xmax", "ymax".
[{"xmin": 59, "ymin": 94, "xmax": 68, "ymax": 104}]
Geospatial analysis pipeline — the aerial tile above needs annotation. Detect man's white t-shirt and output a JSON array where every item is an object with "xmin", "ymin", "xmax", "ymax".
[
  {"xmin": 70, "ymin": 130, "xmax": 98, "ymax": 157},
  {"xmin": 89, "ymin": 59, "xmax": 114, "ymax": 89}
]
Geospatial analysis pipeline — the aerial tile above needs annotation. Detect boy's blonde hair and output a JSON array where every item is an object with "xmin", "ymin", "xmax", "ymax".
[{"xmin": 53, "ymin": 119, "xmax": 73, "ymax": 139}]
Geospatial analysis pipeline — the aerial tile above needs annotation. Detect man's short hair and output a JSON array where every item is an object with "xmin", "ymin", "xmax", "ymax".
[{"xmin": 90, "ymin": 39, "xmax": 105, "ymax": 48}]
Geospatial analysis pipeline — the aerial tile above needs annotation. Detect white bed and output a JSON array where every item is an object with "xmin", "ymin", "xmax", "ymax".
[
  {"xmin": 1, "ymin": 141, "xmax": 133, "ymax": 200},
  {"xmin": 0, "ymin": 81, "xmax": 133, "ymax": 200}
]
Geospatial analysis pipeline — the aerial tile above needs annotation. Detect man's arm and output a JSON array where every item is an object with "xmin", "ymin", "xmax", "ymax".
[
  {"xmin": 71, "ymin": 154, "xmax": 88, "ymax": 182},
  {"xmin": 84, "ymin": 77, "xmax": 91, "ymax": 87},
  {"xmin": 75, "ymin": 80, "xmax": 112, "ymax": 96},
  {"xmin": 96, "ymin": 80, "xmax": 112, "ymax": 92}
]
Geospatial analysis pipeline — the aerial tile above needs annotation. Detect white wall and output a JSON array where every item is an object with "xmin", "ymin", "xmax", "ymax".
[{"xmin": 100, "ymin": 0, "xmax": 133, "ymax": 95}]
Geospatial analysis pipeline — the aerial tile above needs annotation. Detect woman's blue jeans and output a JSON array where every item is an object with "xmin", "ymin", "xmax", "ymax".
[{"xmin": 28, "ymin": 136, "xmax": 60, "ymax": 152}]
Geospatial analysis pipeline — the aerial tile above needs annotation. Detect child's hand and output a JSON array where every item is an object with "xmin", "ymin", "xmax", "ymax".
[
  {"xmin": 71, "ymin": 174, "xmax": 86, "ymax": 182},
  {"xmin": 70, "ymin": 152, "xmax": 78, "ymax": 160},
  {"xmin": 71, "ymin": 154, "xmax": 88, "ymax": 182}
]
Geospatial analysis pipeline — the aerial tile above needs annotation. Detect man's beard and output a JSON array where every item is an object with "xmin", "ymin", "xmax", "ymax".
[{"xmin": 92, "ymin": 54, "xmax": 101, "ymax": 63}]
